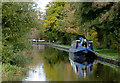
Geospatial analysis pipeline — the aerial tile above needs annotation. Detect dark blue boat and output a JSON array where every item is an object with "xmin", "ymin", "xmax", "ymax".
[{"xmin": 69, "ymin": 37, "xmax": 96, "ymax": 64}]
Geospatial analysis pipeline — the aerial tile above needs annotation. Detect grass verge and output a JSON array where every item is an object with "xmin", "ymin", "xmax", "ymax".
[
  {"xmin": 2, "ymin": 51, "xmax": 33, "ymax": 81},
  {"xmin": 1, "ymin": 63, "xmax": 24, "ymax": 79},
  {"xmin": 94, "ymin": 48, "xmax": 119, "ymax": 60}
]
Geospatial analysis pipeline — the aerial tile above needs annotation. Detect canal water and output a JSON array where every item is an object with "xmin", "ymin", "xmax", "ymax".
[{"xmin": 4, "ymin": 45, "xmax": 120, "ymax": 81}]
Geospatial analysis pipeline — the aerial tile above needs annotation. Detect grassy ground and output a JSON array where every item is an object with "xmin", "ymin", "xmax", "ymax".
[
  {"xmin": 1, "ymin": 63, "xmax": 24, "ymax": 79},
  {"xmin": 1, "ymin": 50, "xmax": 33, "ymax": 80},
  {"xmin": 45, "ymin": 42, "xmax": 119, "ymax": 60},
  {"xmin": 94, "ymin": 48, "xmax": 119, "ymax": 60}
]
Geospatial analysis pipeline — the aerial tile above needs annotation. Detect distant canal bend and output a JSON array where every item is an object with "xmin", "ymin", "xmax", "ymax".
[{"xmin": 4, "ymin": 44, "xmax": 120, "ymax": 81}]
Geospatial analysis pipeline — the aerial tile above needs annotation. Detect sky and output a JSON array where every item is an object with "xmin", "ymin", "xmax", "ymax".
[{"xmin": 33, "ymin": 0, "xmax": 52, "ymax": 13}]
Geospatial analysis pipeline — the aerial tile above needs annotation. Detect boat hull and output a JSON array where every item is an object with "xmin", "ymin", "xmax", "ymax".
[{"xmin": 69, "ymin": 50, "xmax": 96, "ymax": 64}]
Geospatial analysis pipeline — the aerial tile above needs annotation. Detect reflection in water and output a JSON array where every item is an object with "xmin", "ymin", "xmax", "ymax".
[
  {"xmin": 23, "ymin": 63, "xmax": 46, "ymax": 81},
  {"xmin": 22, "ymin": 45, "xmax": 46, "ymax": 81},
  {"xmin": 69, "ymin": 58, "xmax": 94, "ymax": 78},
  {"xmin": 38, "ymin": 45, "xmax": 45, "ymax": 50},
  {"xmin": 43, "ymin": 45, "xmax": 69, "ymax": 65},
  {"xmin": 33, "ymin": 44, "xmax": 45, "ymax": 50}
]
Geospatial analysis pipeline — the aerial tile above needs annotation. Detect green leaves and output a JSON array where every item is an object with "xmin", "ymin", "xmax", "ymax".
[{"xmin": 2, "ymin": 2, "xmax": 40, "ymax": 64}]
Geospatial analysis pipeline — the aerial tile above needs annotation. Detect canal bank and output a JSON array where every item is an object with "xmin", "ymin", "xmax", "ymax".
[{"xmin": 36, "ymin": 43, "xmax": 120, "ymax": 67}]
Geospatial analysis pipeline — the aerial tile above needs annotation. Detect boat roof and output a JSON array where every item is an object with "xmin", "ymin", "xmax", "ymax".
[
  {"xmin": 76, "ymin": 40, "xmax": 80, "ymax": 41},
  {"xmin": 73, "ymin": 37, "xmax": 93, "ymax": 43},
  {"xmin": 88, "ymin": 41, "xmax": 93, "ymax": 43}
]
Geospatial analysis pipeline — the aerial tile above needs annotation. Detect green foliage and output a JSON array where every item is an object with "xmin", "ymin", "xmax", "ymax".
[
  {"xmin": 44, "ymin": 2, "xmax": 67, "ymax": 41},
  {"xmin": 2, "ymin": 63, "xmax": 24, "ymax": 73},
  {"xmin": 86, "ymin": 27, "xmax": 99, "ymax": 46},
  {"xmin": 44, "ymin": 2, "xmax": 120, "ymax": 51},
  {"xmin": 2, "ymin": 2, "xmax": 38, "ymax": 65},
  {"xmin": 74, "ymin": 2, "xmax": 119, "ymax": 51},
  {"xmin": 11, "ymin": 53, "xmax": 33, "ymax": 66},
  {"xmin": 2, "ymin": 63, "xmax": 25, "ymax": 80}
]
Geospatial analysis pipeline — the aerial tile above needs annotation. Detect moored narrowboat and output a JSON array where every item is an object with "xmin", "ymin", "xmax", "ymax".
[{"xmin": 69, "ymin": 37, "xmax": 97, "ymax": 64}]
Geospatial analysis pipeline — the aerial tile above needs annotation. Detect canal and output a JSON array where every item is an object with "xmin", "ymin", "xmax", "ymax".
[{"xmin": 4, "ymin": 45, "xmax": 120, "ymax": 81}]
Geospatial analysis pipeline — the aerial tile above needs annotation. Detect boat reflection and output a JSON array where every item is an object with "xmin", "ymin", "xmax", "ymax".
[{"xmin": 69, "ymin": 57, "xmax": 95, "ymax": 78}]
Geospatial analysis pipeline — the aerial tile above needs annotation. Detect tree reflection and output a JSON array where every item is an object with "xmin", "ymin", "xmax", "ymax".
[{"xmin": 43, "ymin": 46, "xmax": 69, "ymax": 65}]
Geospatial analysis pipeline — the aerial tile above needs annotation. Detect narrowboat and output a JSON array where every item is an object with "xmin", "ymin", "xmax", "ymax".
[{"xmin": 69, "ymin": 37, "xmax": 97, "ymax": 64}]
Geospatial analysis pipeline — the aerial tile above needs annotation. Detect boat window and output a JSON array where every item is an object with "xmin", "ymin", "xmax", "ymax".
[
  {"xmin": 88, "ymin": 42, "xmax": 91, "ymax": 47},
  {"xmin": 88, "ymin": 42, "xmax": 93, "ymax": 50},
  {"xmin": 78, "ymin": 41, "xmax": 80, "ymax": 46},
  {"xmin": 76, "ymin": 41, "xmax": 80, "ymax": 48},
  {"xmin": 82, "ymin": 39, "xmax": 87, "ymax": 48}
]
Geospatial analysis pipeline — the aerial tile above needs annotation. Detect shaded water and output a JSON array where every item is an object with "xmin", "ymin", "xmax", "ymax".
[{"xmin": 4, "ymin": 45, "xmax": 120, "ymax": 81}]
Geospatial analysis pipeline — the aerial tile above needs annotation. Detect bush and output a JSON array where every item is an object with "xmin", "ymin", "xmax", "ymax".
[{"xmin": 10, "ymin": 54, "xmax": 33, "ymax": 67}]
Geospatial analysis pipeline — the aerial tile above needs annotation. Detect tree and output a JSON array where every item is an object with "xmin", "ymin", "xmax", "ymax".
[
  {"xmin": 44, "ymin": 2, "xmax": 119, "ymax": 51},
  {"xmin": 2, "ymin": 2, "xmax": 42, "ymax": 64}
]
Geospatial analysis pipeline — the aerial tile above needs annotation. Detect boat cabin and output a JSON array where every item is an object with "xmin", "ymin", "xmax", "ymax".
[{"xmin": 71, "ymin": 38, "xmax": 94, "ymax": 51}]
